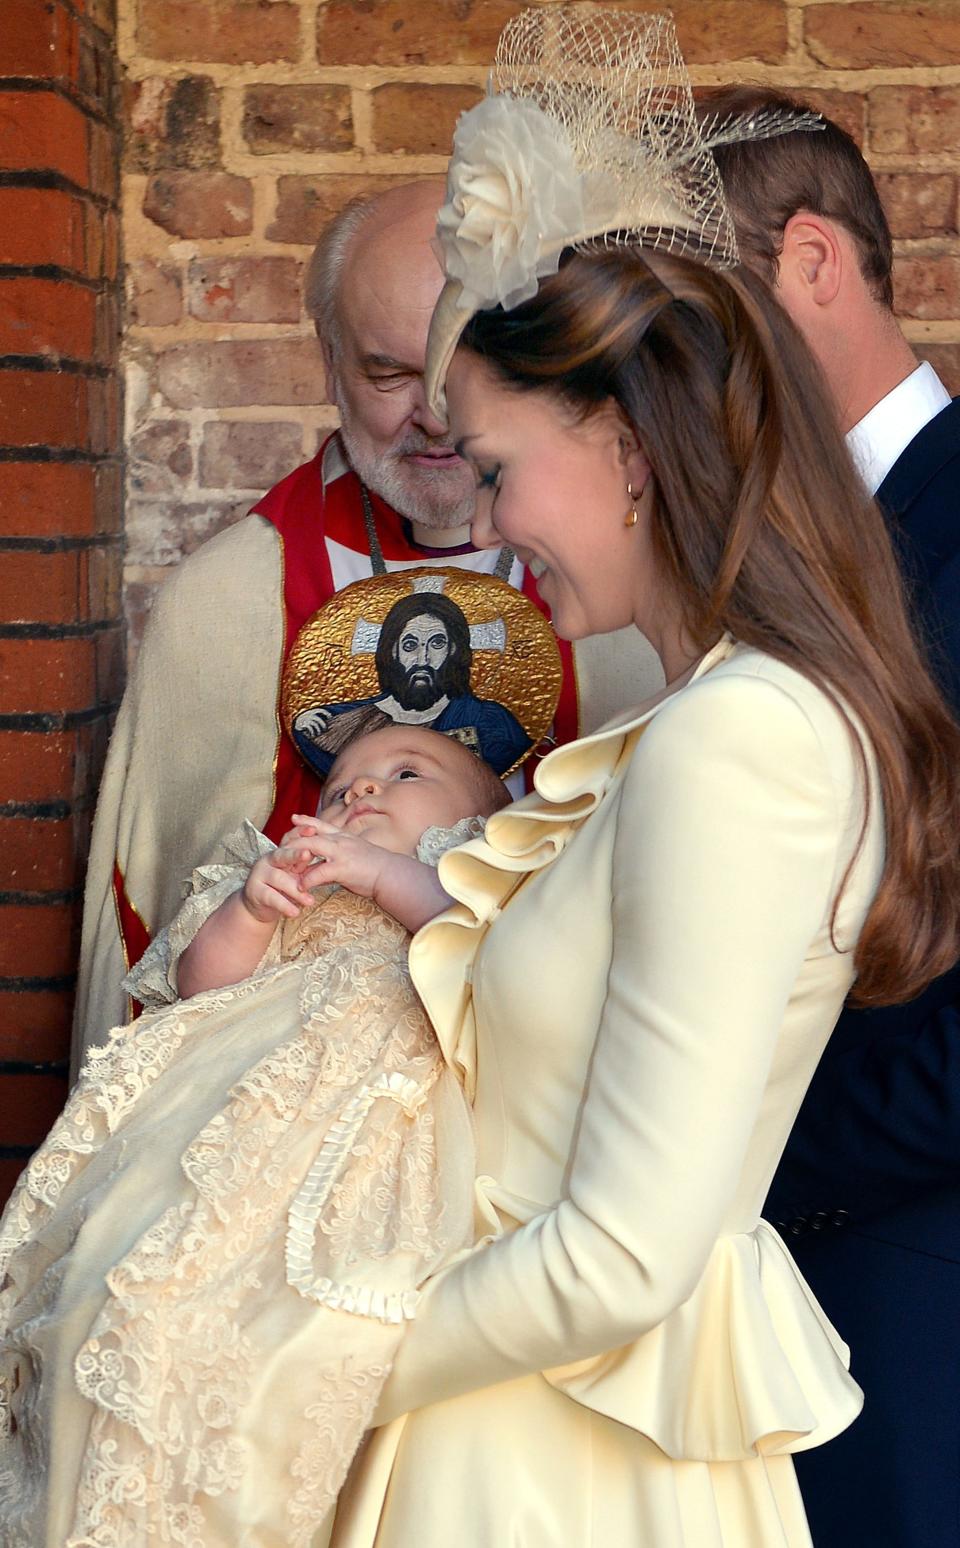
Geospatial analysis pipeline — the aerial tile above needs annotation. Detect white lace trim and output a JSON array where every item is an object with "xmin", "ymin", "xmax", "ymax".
[
  {"xmin": 0, "ymin": 888, "xmax": 475, "ymax": 1547},
  {"xmin": 286, "ymin": 1068, "xmax": 441, "ymax": 1323},
  {"xmin": 416, "ymin": 814, "xmax": 487, "ymax": 867}
]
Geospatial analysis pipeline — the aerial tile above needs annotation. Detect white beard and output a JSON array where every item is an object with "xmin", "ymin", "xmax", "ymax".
[{"xmin": 336, "ymin": 398, "xmax": 476, "ymax": 532}]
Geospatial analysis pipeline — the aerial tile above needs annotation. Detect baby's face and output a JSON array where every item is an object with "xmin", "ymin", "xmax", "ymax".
[{"xmin": 320, "ymin": 726, "xmax": 481, "ymax": 857}]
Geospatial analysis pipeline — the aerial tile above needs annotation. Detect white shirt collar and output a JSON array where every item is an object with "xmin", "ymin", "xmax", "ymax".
[
  {"xmin": 845, "ymin": 361, "xmax": 951, "ymax": 495},
  {"xmin": 321, "ymin": 431, "xmax": 350, "ymax": 490}
]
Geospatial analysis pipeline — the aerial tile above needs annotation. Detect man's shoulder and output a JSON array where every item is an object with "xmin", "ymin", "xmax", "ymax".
[
  {"xmin": 140, "ymin": 515, "xmax": 283, "ymax": 666},
  {"xmin": 251, "ymin": 449, "xmax": 326, "ymax": 524},
  {"xmin": 155, "ymin": 513, "xmax": 281, "ymax": 602},
  {"xmin": 879, "ymin": 397, "xmax": 960, "ymax": 533}
]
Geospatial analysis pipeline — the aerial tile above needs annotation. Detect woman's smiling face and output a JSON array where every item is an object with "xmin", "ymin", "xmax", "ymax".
[{"xmin": 446, "ymin": 349, "xmax": 656, "ymax": 643}]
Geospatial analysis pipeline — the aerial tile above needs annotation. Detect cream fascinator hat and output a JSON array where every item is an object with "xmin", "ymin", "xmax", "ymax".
[{"xmin": 426, "ymin": 6, "xmax": 822, "ymax": 418}]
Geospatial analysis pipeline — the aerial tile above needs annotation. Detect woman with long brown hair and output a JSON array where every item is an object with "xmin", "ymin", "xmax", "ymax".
[{"xmin": 326, "ymin": 11, "xmax": 960, "ymax": 1548}]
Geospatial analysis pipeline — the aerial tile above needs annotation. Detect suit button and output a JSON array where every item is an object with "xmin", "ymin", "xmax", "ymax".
[
  {"xmin": 831, "ymin": 1209, "xmax": 850, "ymax": 1228},
  {"xmin": 810, "ymin": 1211, "xmax": 830, "ymax": 1232},
  {"xmin": 788, "ymin": 1216, "xmax": 809, "ymax": 1238}
]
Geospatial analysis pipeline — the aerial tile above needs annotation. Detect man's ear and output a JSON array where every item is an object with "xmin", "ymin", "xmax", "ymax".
[{"xmin": 778, "ymin": 212, "xmax": 843, "ymax": 309}]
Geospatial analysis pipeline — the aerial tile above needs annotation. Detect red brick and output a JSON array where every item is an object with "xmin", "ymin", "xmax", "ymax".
[
  {"xmin": 0, "ymin": 637, "xmax": 96, "ymax": 715},
  {"xmin": 101, "ymin": 208, "xmax": 120, "ymax": 282},
  {"xmin": 316, "ymin": 0, "xmax": 517, "ymax": 65},
  {"xmin": 94, "ymin": 288, "xmax": 120, "ymax": 366},
  {"xmin": 77, "ymin": 20, "xmax": 115, "ymax": 107},
  {"xmin": 143, "ymin": 171, "xmax": 253, "ymax": 238},
  {"xmin": 88, "ymin": 118, "xmax": 119, "ymax": 202},
  {"xmin": 0, "ymin": 815, "xmax": 79, "ymax": 893},
  {"xmin": 806, "ymin": 3, "xmax": 960, "ymax": 68},
  {"xmin": 893, "ymin": 255, "xmax": 960, "ymax": 320},
  {"xmin": 0, "ymin": 730, "xmax": 75, "ymax": 805},
  {"xmin": 85, "ymin": 542, "xmax": 123, "ymax": 622},
  {"xmin": 0, "ymin": 1072, "xmax": 69, "ymax": 1147},
  {"xmin": 242, "ymin": 84, "xmax": 353, "ymax": 155},
  {"xmin": 125, "ymin": 74, "xmax": 222, "ymax": 172},
  {"xmin": 198, "ymin": 419, "xmax": 303, "ymax": 489},
  {"xmin": 0, "ymin": 187, "xmax": 85, "ymax": 270},
  {"xmin": 95, "ymin": 624, "xmax": 125, "ymax": 704},
  {"xmin": 0, "ymin": 462, "xmax": 100, "ymax": 539},
  {"xmin": 0, "ymin": 277, "xmax": 97, "ymax": 363},
  {"xmin": 0, "ymin": 549, "xmax": 84, "ymax": 627},
  {"xmin": 94, "ymin": 460, "xmax": 123, "ymax": 533},
  {"xmin": 668, "ymin": 0, "xmax": 788, "ymax": 64},
  {"xmin": 0, "ymin": 368, "xmax": 89, "ymax": 451},
  {"xmin": 138, "ymin": 0, "xmax": 300, "ymax": 64},
  {"xmin": 4, "ymin": 0, "xmax": 80, "ymax": 81},
  {"xmin": 186, "ymin": 257, "xmax": 302, "ymax": 323},
  {"xmin": 0, "ymin": 900, "xmax": 78, "ymax": 979},
  {"xmin": 0, "ymin": 721, "xmax": 108, "ymax": 807},
  {"xmin": 0, "ymin": 989, "xmax": 74, "ymax": 1063},
  {"xmin": 869, "ymin": 86, "xmax": 960, "ymax": 156},
  {"xmin": 789, "ymin": 89, "xmax": 866, "ymax": 149},
  {"xmin": 90, "ymin": 375, "xmax": 121, "ymax": 455},
  {"xmin": 267, "ymin": 173, "xmax": 410, "ymax": 244},
  {"xmin": 129, "ymin": 420, "xmax": 193, "ymax": 495},
  {"xmin": 128, "ymin": 259, "xmax": 183, "ymax": 326},
  {"xmin": 915, "ymin": 343, "xmax": 960, "ymax": 397},
  {"xmin": 0, "ymin": 91, "xmax": 90, "ymax": 189},
  {"xmin": 371, "ymin": 84, "xmax": 482, "ymax": 156},
  {"xmin": 317, "ymin": 0, "xmax": 785, "ymax": 67},
  {"xmin": 877, "ymin": 173, "xmax": 957, "ymax": 239},
  {"xmin": 156, "ymin": 338, "xmax": 327, "ymax": 408}
]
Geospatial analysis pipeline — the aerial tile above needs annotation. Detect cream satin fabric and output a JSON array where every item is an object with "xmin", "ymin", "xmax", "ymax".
[{"xmin": 331, "ymin": 640, "xmax": 884, "ymax": 1548}]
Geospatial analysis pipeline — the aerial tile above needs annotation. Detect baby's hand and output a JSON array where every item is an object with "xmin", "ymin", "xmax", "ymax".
[
  {"xmin": 241, "ymin": 849, "xmax": 318, "ymax": 923},
  {"xmin": 279, "ymin": 815, "xmax": 390, "ymax": 900}
]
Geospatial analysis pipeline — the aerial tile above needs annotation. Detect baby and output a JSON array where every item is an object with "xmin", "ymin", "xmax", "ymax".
[
  {"xmin": 177, "ymin": 720, "xmax": 508, "ymax": 999},
  {"xmin": 0, "ymin": 725, "xmax": 507, "ymax": 1548}
]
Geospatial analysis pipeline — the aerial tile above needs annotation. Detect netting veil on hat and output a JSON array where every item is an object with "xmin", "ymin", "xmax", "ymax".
[{"xmin": 426, "ymin": 6, "xmax": 822, "ymax": 417}]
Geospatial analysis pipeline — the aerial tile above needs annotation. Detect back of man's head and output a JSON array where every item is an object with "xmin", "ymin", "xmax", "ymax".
[
  {"xmin": 705, "ymin": 85, "xmax": 894, "ymax": 310},
  {"xmin": 304, "ymin": 196, "xmax": 375, "ymax": 355},
  {"xmin": 304, "ymin": 180, "xmax": 445, "ymax": 357}
]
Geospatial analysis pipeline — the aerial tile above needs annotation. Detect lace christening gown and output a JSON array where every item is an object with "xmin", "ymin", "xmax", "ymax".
[{"xmin": 0, "ymin": 824, "xmax": 476, "ymax": 1548}]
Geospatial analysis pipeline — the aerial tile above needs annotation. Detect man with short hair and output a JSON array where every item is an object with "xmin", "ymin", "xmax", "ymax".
[
  {"xmin": 74, "ymin": 180, "xmax": 658, "ymax": 1060},
  {"xmin": 710, "ymin": 86, "xmax": 960, "ymax": 1548}
]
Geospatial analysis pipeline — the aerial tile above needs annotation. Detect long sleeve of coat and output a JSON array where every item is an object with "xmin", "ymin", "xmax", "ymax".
[{"xmin": 379, "ymin": 674, "xmax": 854, "ymax": 1423}]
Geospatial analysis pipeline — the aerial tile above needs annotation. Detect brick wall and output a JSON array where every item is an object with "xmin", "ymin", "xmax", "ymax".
[
  {"xmin": 120, "ymin": 0, "xmax": 960, "ymax": 653},
  {"xmin": 0, "ymin": 0, "xmax": 123, "ymax": 1197}
]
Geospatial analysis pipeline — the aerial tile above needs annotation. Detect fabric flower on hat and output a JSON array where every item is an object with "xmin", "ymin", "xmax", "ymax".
[{"xmin": 436, "ymin": 94, "xmax": 586, "ymax": 314}]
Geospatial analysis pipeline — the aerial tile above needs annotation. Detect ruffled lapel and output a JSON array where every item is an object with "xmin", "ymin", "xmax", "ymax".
[{"xmin": 410, "ymin": 634, "xmax": 737, "ymax": 1094}]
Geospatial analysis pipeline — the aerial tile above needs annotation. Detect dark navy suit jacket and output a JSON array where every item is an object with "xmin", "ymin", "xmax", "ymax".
[{"xmin": 766, "ymin": 397, "xmax": 960, "ymax": 1547}]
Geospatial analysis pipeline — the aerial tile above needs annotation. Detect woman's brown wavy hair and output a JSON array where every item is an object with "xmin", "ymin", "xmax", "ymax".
[{"xmin": 460, "ymin": 247, "xmax": 960, "ymax": 1006}]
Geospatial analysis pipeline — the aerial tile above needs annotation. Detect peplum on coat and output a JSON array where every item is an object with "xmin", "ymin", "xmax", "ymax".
[{"xmin": 330, "ymin": 636, "xmax": 886, "ymax": 1548}]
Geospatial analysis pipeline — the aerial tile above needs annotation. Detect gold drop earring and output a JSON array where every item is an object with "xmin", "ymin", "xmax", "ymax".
[{"xmin": 624, "ymin": 481, "xmax": 639, "ymax": 527}]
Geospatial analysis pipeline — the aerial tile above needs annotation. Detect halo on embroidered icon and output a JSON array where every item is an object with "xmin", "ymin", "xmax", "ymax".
[{"xmin": 281, "ymin": 566, "xmax": 563, "ymax": 779}]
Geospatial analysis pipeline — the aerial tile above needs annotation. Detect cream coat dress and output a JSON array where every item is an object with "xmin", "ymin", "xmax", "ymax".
[{"xmin": 330, "ymin": 637, "xmax": 884, "ymax": 1548}]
